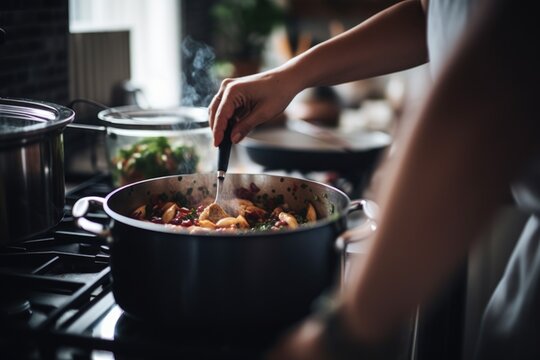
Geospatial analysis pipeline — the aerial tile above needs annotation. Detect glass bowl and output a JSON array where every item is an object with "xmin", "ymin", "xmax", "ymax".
[{"xmin": 98, "ymin": 106, "xmax": 215, "ymax": 187}]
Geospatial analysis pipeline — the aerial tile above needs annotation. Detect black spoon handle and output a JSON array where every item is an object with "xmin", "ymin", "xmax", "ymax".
[{"xmin": 217, "ymin": 118, "xmax": 235, "ymax": 174}]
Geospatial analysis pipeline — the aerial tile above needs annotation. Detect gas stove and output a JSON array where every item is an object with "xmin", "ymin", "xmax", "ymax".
[{"xmin": 0, "ymin": 173, "xmax": 274, "ymax": 360}]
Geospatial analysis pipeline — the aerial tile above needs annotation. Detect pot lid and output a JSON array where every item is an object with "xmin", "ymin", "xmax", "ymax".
[
  {"xmin": 97, "ymin": 105, "xmax": 209, "ymax": 131},
  {"xmin": 0, "ymin": 97, "xmax": 75, "ymax": 146}
]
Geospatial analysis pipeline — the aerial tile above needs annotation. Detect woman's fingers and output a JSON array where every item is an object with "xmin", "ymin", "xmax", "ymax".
[
  {"xmin": 208, "ymin": 93, "xmax": 221, "ymax": 131},
  {"xmin": 210, "ymin": 72, "xmax": 291, "ymax": 146},
  {"xmin": 213, "ymin": 89, "xmax": 239, "ymax": 146},
  {"xmin": 208, "ymin": 78, "xmax": 233, "ymax": 130}
]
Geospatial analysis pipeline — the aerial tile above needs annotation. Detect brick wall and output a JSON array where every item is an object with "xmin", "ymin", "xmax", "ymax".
[{"xmin": 0, "ymin": 0, "xmax": 69, "ymax": 105}]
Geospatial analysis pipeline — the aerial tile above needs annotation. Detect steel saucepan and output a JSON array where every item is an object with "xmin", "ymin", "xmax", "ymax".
[
  {"xmin": 0, "ymin": 97, "xmax": 74, "ymax": 244},
  {"xmin": 73, "ymin": 173, "xmax": 376, "ymax": 335}
]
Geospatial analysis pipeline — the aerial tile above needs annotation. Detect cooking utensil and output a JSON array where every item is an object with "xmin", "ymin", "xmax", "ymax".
[
  {"xmin": 205, "ymin": 118, "xmax": 235, "ymax": 220},
  {"xmin": 216, "ymin": 117, "xmax": 234, "ymax": 200},
  {"xmin": 198, "ymin": 119, "xmax": 234, "ymax": 222},
  {"xmin": 72, "ymin": 173, "xmax": 375, "ymax": 334},
  {"xmin": 101, "ymin": 106, "xmax": 214, "ymax": 188},
  {"xmin": 240, "ymin": 126, "xmax": 391, "ymax": 173},
  {"xmin": 0, "ymin": 97, "xmax": 74, "ymax": 243},
  {"xmin": 66, "ymin": 104, "xmax": 216, "ymax": 187},
  {"xmin": 286, "ymin": 117, "xmax": 354, "ymax": 152}
]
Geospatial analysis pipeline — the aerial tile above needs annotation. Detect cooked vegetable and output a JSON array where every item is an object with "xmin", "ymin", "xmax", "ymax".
[
  {"xmin": 306, "ymin": 202, "xmax": 317, "ymax": 222},
  {"xmin": 130, "ymin": 183, "xmax": 318, "ymax": 233},
  {"xmin": 112, "ymin": 137, "xmax": 199, "ymax": 186},
  {"xmin": 278, "ymin": 212, "xmax": 299, "ymax": 229}
]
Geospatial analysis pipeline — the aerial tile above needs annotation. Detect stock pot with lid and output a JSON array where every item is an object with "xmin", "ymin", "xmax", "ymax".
[{"xmin": 0, "ymin": 97, "xmax": 74, "ymax": 243}]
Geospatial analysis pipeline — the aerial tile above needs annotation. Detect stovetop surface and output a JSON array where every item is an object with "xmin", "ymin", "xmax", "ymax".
[{"xmin": 0, "ymin": 173, "xmax": 276, "ymax": 360}]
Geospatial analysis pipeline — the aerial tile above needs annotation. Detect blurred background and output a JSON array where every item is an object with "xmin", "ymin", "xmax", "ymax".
[{"xmin": 0, "ymin": 0, "xmax": 430, "ymax": 182}]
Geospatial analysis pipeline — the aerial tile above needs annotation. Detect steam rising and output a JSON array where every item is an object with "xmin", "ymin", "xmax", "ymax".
[{"xmin": 181, "ymin": 37, "xmax": 218, "ymax": 107}]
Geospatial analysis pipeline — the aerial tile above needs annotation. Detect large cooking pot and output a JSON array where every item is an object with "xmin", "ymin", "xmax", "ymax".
[
  {"xmin": 0, "ymin": 97, "xmax": 74, "ymax": 243},
  {"xmin": 73, "ymin": 173, "xmax": 376, "ymax": 335}
]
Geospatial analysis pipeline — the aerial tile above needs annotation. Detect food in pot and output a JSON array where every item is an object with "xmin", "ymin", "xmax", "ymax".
[
  {"xmin": 111, "ymin": 136, "xmax": 199, "ymax": 186},
  {"xmin": 130, "ymin": 182, "xmax": 318, "ymax": 233}
]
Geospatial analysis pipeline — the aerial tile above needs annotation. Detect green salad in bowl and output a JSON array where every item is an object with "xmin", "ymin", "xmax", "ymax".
[{"xmin": 112, "ymin": 136, "xmax": 199, "ymax": 187}]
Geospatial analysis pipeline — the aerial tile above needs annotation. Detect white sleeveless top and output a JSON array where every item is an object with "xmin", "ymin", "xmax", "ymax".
[{"xmin": 427, "ymin": 0, "xmax": 476, "ymax": 77}]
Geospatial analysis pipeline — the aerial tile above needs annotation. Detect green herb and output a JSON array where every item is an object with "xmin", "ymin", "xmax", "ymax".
[
  {"xmin": 252, "ymin": 219, "xmax": 275, "ymax": 232},
  {"xmin": 112, "ymin": 137, "xmax": 199, "ymax": 186}
]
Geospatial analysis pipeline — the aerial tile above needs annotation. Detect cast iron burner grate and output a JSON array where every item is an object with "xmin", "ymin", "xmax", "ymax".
[
  {"xmin": 0, "ymin": 173, "xmax": 113, "ymax": 356},
  {"xmin": 0, "ymin": 173, "xmax": 108, "ymax": 357}
]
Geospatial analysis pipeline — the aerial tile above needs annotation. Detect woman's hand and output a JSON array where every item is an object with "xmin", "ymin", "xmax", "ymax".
[{"xmin": 208, "ymin": 69, "xmax": 301, "ymax": 146}]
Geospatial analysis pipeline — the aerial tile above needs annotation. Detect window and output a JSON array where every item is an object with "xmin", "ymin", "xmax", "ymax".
[{"xmin": 69, "ymin": 0, "xmax": 181, "ymax": 107}]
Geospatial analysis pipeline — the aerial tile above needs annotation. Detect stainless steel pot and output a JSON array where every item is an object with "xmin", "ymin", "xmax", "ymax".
[
  {"xmin": 0, "ymin": 97, "xmax": 74, "ymax": 243},
  {"xmin": 73, "ymin": 173, "xmax": 377, "ymax": 335}
]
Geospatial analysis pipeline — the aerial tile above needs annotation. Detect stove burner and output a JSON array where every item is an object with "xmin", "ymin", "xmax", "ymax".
[
  {"xmin": 0, "ymin": 296, "xmax": 32, "ymax": 320},
  {"xmin": 78, "ymin": 242, "xmax": 100, "ymax": 255},
  {"xmin": 77, "ymin": 242, "xmax": 109, "ymax": 255}
]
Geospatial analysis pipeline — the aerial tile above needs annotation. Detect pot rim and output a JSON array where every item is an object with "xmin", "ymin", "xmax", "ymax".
[
  {"xmin": 102, "ymin": 173, "xmax": 351, "ymax": 238},
  {"xmin": 97, "ymin": 105, "xmax": 209, "ymax": 131},
  {"xmin": 0, "ymin": 97, "xmax": 75, "ymax": 146}
]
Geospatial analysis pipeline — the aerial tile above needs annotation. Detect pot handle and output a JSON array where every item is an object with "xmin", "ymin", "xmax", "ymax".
[
  {"xmin": 337, "ymin": 199, "xmax": 379, "ymax": 288},
  {"xmin": 338, "ymin": 199, "xmax": 378, "ymax": 248},
  {"xmin": 346, "ymin": 199, "xmax": 379, "ymax": 220},
  {"xmin": 72, "ymin": 196, "xmax": 111, "ymax": 238}
]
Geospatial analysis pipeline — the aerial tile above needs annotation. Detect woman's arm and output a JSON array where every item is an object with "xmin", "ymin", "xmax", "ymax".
[
  {"xmin": 341, "ymin": 0, "xmax": 539, "ymax": 343},
  {"xmin": 210, "ymin": 0, "xmax": 428, "ymax": 145}
]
